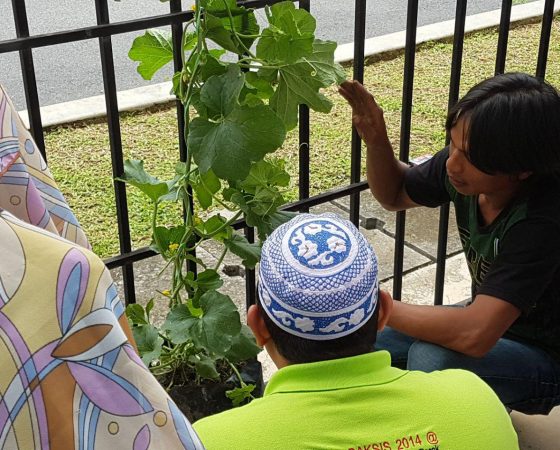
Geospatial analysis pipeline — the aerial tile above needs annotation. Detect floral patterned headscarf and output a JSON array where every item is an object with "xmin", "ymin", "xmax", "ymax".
[
  {"xmin": 0, "ymin": 85, "xmax": 204, "ymax": 450},
  {"xmin": 0, "ymin": 84, "xmax": 89, "ymax": 248}
]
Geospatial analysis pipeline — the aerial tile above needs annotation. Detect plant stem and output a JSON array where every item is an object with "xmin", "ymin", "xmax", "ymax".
[
  {"xmin": 221, "ymin": 0, "xmax": 257, "ymax": 58},
  {"xmin": 214, "ymin": 246, "xmax": 228, "ymax": 271},
  {"xmin": 228, "ymin": 360, "xmax": 247, "ymax": 388},
  {"xmin": 151, "ymin": 201, "xmax": 164, "ymax": 254},
  {"xmin": 238, "ymin": 62, "xmax": 279, "ymax": 71},
  {"xmin": 193, "ymin": 210, "xmax": 243, "ymax": 241},
  {"xmin": 181, "ymin": 20, "xmax": 195, "ymax": 67},
  {"xmin": 235, "ymin": 32, "xmax": 261, "ymax": 39}
]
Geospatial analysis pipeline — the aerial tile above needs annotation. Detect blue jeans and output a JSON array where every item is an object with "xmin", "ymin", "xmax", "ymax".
[{"xmin": 377, "ymin": 327, "xmax": 560, "ymax": 415}]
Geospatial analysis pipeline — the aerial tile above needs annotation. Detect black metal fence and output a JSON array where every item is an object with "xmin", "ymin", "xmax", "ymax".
[{"xmin": 0, "ymin": 0, "xmax": 556, "ymax": 307}]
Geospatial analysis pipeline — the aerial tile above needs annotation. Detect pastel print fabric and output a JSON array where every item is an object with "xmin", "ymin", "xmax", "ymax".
[
  {"xmin": 0, "ymin": 86, "xmax": 204, "ymax": 450},
  {"xmin": 0, "ymin": 84, "xmax": 88, "ymax": 247}
]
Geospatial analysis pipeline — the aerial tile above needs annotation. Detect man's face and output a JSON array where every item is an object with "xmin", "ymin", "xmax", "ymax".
[{"xmin": 446, "ymin": 118, "xmax": 518, "ymax": 197}]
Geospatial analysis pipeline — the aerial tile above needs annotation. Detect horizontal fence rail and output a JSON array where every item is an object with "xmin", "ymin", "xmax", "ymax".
[{"xmin": 1, "ymin": 0, "xmax": 556, "ymax": 308}]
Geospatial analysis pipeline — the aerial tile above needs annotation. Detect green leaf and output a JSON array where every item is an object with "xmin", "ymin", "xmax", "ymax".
[
  {"xmin": 172, "ymin": 71, "xmax": 185, "ymax": 100},
  {"xmin": 133, "ymin": 325, "xmax": 164, "ymax": 366},
  {"xmin": 228, "ymin": 9, "xmax": 259, "ymax": 52},
  {"xmin": 224, "ymin": 178, "xmax": 292, "ymax": 240},
  {"xmin": 189, "ymin": 354, "xmax": 220, "ymax": 380},
  {"xmin": 258, "ymin": 40, "xmax": 343, "ymax": 131},
  {"xmin": 227, "ymin": 190, "xmax": 250, "ymax": 216},
  {"xmin": 185, "ymin": 253, "xmax": 207, "ymax": 268},
  {"xmin": 225, "ymin": 325, "xmax": 261, "ymax": 363},
  {"xmin": 163, "ymin": 291, "xmax": 241, "ymax": 355},
  {"xmin": 118, "ymin": 160, "xmax": 169, "ymax": 203},
  {"xmin": 175, "ymin": 161, "xmax": 189, "ymax": 175},
  {"xmin": 126, "ymin": 304, "xmax": 148, "ymax": 325},
  {"xmin": 192, "ymin": 168, "xmax": 221, "ymax": 210},
  {"xmin": 303, "ymin": 39, "xmax": 347, "ymax": 85},
  {"xmin": 201, "ymin": 0, "xmax": 237, "ymax": 12},
  {"xmin": 129, "ymin": 29, "xmax": 174, "ymax": 80},
  {"xmin": 199, "ymin": 51, "xmax": 228, "ymax": 81},
  {"xmin": 189, "ymin": 88, "xmax": 209, "ymax": 119},
  {"xmin": 241, "ymin": 92, "xmax": 265, "ymax": 108},
  {"xmin": 188, "ymin": 104, "xmax": 286, "ymax": 181},
  {"xmin": 245, "ymin": 72, "xmax": 274, "ymax": 100},
  {"xmin": 267, "ymin": 210, "xmax": 298, "ymax": 232},
  {"xmin": 201, "ymin": 65, "xmax": 244, "ymax": 119},
  {"xmin": 152, "ymin": 225, "xmax": 186, "ymax": 256},
  {"xmin": 226, "ymin": 160, "xmax": 290, "ymax": 233},
  {"xmin": 250, "ymin": 187, "xmax": 284, "ymax": 216},
  {"xmin": 270, "ymin": 62, "xmax": 333, "ymax": 130},
  {"xmin": 203, "ymin": 4, "xmax": 259, "ymax": 54},
  {"xmin": 163, "ymin": 305, "xmax": 196, "ymax": 345},
  {"xmin": 226, "ymin": 384, "xmax": 256, "ymax": 407},
  {"xmin": 224, "ymin": 234, "xmax": 261, "ymax": 269},
  {"xmin": 199, "ymin": 215, "xmax": 232, "ymax": 241},
  {"xmin": 204, "ymin": 13, "xmax": 242, "ymax": 54},
  {"xmin": 253, "ymin": 210, "xmax": 298, "ymax": 240},
  {"xmin": 203, "ymin": 215, "xmax": 226, "ymax": 234},
  {"xmin": 145, "ymin": 298, "xmax": 155, "ymax": 322},
  {"xmin": 196, "ymin": 269, "xmax": 224, "ymax": 291},
  {"xmin": 256, "ymin": 2, "xmax": 315, "ymax": 64},
  {"xmin": 158, "ymin": 178, "xmax": 185, "ymax": 203},
  {"xmin": 268, "ymin": 1, "xmax": 316, "ymax": 34},
  {"xmin": 184, "ymin": 31, "xmax": 198, "ymax": 51},
  {"xmin": 240, "ymin": 159, "xmax": 290, "ymax": 192}
]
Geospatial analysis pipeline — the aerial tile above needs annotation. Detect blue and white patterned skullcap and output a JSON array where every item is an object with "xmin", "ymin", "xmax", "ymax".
[{"xmin": 258, "ymin": 213, "xmax": 379, "ymax": 340}]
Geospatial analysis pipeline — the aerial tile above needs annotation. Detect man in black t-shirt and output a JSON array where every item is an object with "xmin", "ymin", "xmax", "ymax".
[{"xmin": 339, "ymin": 72, "xmax": 560, "ymax": 414}]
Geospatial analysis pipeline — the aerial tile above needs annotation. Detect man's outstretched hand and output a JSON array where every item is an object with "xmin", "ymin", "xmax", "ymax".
[{"xmin": 338, "ymin": 80, "xmax": 392, "ymax": 151}]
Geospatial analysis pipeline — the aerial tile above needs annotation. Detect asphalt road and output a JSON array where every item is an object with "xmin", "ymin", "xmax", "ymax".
[{"xmin": 0, "ymin": 0, "xmax": 508, "ymax": 110}]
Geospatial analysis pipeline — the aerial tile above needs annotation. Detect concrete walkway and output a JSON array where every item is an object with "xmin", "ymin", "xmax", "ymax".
[{"xmin": 111, "ymin": 193, "xmax": 560, "ymax": 449}]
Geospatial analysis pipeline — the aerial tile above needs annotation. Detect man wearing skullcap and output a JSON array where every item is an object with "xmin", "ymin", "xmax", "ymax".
[{"xmin": 194, "ymin": 213, "xmax": 518, "ymax": 449}]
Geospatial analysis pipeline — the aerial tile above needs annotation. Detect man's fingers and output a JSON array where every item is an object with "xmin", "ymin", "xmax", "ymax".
[
  {"xmin": 338, "ymin": 85, "xmax": 352, "ymax": 101},
  {"xmin": 339, "ymin": 80, "xmax": 383, "ymax": 129},
  {"xmin": 338, "ymin": 85, "xmax": 361, "ymax": 110},
  {"xmin": 346, "ymin": 80, "xmax": 379, "ymax": 108}
]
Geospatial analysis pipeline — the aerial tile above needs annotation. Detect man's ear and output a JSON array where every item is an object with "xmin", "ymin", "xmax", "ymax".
[
  {"xmin": 247, "ymin": 305, "xmax": 271, "ymax": 347},
  {"xmin": 376, "ymin": 290, "xmax": 394, "ymax": 331}
]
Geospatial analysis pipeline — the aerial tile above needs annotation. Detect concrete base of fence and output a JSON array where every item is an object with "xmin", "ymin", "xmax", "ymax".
[{"xmin": 18, "ymin": 0, "xmax": 558, "ymax": 130}]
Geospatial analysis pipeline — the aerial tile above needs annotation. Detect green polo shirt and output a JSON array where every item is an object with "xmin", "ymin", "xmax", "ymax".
[{"xmin": 194, "ymin": 351, "xmax": 518, "ymax": 450}]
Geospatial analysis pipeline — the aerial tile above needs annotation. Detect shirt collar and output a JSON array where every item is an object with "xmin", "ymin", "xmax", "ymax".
[{"xmin": 264, "ymin": 351, "xmax": 406, "ymax": 395}]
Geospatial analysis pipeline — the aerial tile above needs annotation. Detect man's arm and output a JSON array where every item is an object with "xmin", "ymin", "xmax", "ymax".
[
  {"xmin": 387, "ymin": 293, "xmax": 521, "ymax": 357},
  {"xmin": 339, "ymin": 80, "xmax": 419, "ymax": 211}
]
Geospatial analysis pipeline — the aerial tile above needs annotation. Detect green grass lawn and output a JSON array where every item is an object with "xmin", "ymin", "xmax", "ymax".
[{"xmin": 44, "ymin": 16, "xmax": 560, "ymax": 258}]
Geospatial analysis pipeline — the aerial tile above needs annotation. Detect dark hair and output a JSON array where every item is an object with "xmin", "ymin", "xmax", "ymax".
[
  {"xmin": 445, "ymin": 72, "xmax": 560, "ymax": 176},
  {"xmin": 258, "ymin": 297, "xmax": 380, "ymax": 364}
]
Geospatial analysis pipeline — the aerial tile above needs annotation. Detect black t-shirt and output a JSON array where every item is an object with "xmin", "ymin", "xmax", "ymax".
[{"xmin": 404, "ymin": 148, "xmax": 560, "ymax": 359}]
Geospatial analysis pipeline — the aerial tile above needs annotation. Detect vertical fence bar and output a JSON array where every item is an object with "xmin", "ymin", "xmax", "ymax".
[
  {"xmin": 170, "ymin": 0, "xmax": 188, "ymax": 163},
  {"xmin": 349, "ymin": 0, "xmax": 367, "ymax": 227},
  {"xmin": 495, "ymin": 0, "xmax": 512, "ymax": 75},
  {"xmin": 170, "ymin": 0, "xmax": 198, "ymax": 276},
  {"xmin": 244, "ymin": 226, "xmax": 257, "ymax": 308},
  {"xmin": 10, "ymin": 0, "xmax": 46, "ymax": 159},
  {"xmin": 536, "ymin": 0, "xmax": 555, "ymax": 79},
  {"xmin": 95, "ymin": 0, "xmax": 136, "ymax": 304},
  {"xmin": 298, "ymin": 0, "xmax": 311, "ymax": 212},
  {"xmin": 240, "ymin": 0, "xmax": 263, "ymax": 308},
  {"xmin": 393, "ymin": 0, "xmax": 418, "ymax": 300},
  {"xmin": 434, "ymin": 0, "xmax": 467, "ymax": 306}
]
